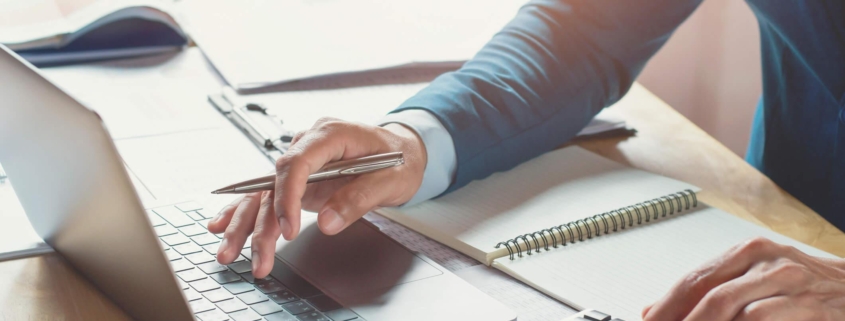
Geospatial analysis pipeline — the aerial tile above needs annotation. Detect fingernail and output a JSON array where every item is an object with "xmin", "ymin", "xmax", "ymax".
[
  {"xmin": 251, "ymin": 250, "xmax": 261, "ymax": 273},
  {"xmin": 320, "ymin": 209, "xmax": 345, "ymax": 234},
  {"xmin": 218, "ymin": 238, "xmax": 229, "ymax": 258},
  {"xmin": 278, "ymin": 217, "xmax": 292, "ymax": 238}
]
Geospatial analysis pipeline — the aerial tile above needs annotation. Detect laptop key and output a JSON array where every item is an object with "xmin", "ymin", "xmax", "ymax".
[
  {"xmin": 281, "ymin": 301, "xmax": 314, "ymax": 315},
  {"xmin": 196, "ymin": 308, "xmax": 229, "ymax": 321},
  {"xmin": 250, "ymin": 301, "xmax": 284, "ymax": 315},
  {"xmin": 237, "ymin": 291, "xmax": 269, "ymax": 305},
  {"xmin": 180, "ymin": 224, "xmax": 208, "ymax": 236},
  {"xmin": 295, "ymin": 311, "xmax": 331, "ymax": 321},
  {"xmin": 224, "ymin": 281, "xmax": 255, "ymax": 294},
  {"xmin": 154, "ymin": 225, "xmax": 179, "ymax": 237},
  {"xmin": 174, "ymin": 242, "xmax": 204, "ymax": 255},
  {"xmin": 217, "ymin": 298, "xmax": 249, "ymax": 313},
  {"xmin": 256, "ymin": 280, "xmax": 286, "ymax": 294},
  {"xmin": 323, "ymin": 309, "xmax": 360, "ymax": 321},
  {"xmin": 244, "ymin": 274, "xmax": 275, "ymax": 285},
  {"xmin": 186, "ymin": 252, "xmax": 216, "ymax": 265},
  {"xmin": 164, "ymin": 249, "xmax": 181, "ymax": 261},
  {"xmin": 176, "ymin": 201, "xmax": 203, "ymax": 212},
  {"xmin": 229, "ymin": 261, "xmax": 252, "ymax": 274},
  {"xmin": 177, "ymin": 269, "xmax": 207, "ymax": 282},
  {"xmin": 229, "ymin": 308, "xmax": 263, "ymax": 321},
  {"xmin": 203, "ymin": 242, "xmax": 221, "ymax": 255},
  {"xmin": 241, "ymin": 248, "xmax": 252, "ymax": 259},
  {"xmin": 210, "ymin": 270, "xmax": 242, "ymax": 284},
  {"xmin": 266, "ymin": 290, "xmax": 299, "ymax": 304},
  {"xmin": 191, "ymin": 278, "xmax": 221, "ymax": 292},
  {"xmin": 158, "ymin": 239, "xmax": 170, "ymax": 250},
  {"xmin": 184, "ymin": 288, "xmax": 203, "ymax": 301},
  {"xmin": 153, "ymin": 207, "xmax": 194, "ymax": 227},
  {"xmin": 161, "ymin": 233, "xmax": 191, "ymax": 246},
  {"xmin": 204, "ymin": 288, "xmax": 235, "ymax": 302},
  {"xmin": 197, "ymin": 209, "xmax": 216, "ymax": 219},
  {"xmin": 187, "ymin": 211, "xmax": 205, "ymax": 221},
  {"xmin": 264, "ymin": 311, "xmax": 298, "ymax": 321},
  {"xmin": 189, "ymin": 298, "xmax": 216, "ymax": 313},
  {"xmin": 147, "ymin": 210, "xmax": 166, "ymax": 226},
  {"xmin": 233, "ymin": 255, "xmax": 247, "ymax": 262},
  {"xmin": 305, "ymin": 295, "xmax": 342, "ymax": 312},
  {"xmin": 193, "ymin": 234, "xmax": 220, "ymax": 246},
  {"xmin": 170, "ymin": 259, "xmax": 194, "ymax": 272},
  {"xmin": 178, "ymin": 279, "xmax": 191, "ymax": 290},
  {"xmin": 270, "ymin": 260, "xmax": 323, "ymax": 298},
  {"xmin": 198, "ymin": 261, "xmax": 228, "ymax": 274}
]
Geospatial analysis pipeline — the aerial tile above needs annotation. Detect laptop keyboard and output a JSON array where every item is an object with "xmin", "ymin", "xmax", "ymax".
[{"xmin": 149, "ymin": 202, "xmax": 365, "ymax": 321}]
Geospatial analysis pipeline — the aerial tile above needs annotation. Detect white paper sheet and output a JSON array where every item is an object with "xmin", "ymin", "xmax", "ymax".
[
  {"xmin": 377, "ymin": 146, "xmax": 697, "ymax": 263},
  {"xmin": 40, "ymin": 48, "xmax": 228, "ymax": 140},
  {"xmin": 494, "ymin": 207, "xmax": 838, "ymax": 321},
  {"xmin": 179, "ymin": 0, "xmax": 529, "ymax": 89}
]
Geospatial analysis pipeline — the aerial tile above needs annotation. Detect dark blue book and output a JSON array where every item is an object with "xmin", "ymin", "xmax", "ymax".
[{"xmin": 1, "ymin": 3, "xmax": 187, "ymax": 66}]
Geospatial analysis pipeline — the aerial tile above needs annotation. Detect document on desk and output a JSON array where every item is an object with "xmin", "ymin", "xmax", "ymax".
[
  {"xmin": 222, "ymin": 84, "xmax": 628, "ymax": 138},
  {"xmin": 40, "ymin": 48, "xmax": 229, "ymax": 140},
  {"xmin": 41, "ymin": 48, "xmax": 274, "ymax": 209},
  {"xmin": 178, "ymin": 0, "xmax": 529, "ymax": 91},
  {"xmin": 376, "ymin": 146, "xmax": 839, "ymax": 321}
]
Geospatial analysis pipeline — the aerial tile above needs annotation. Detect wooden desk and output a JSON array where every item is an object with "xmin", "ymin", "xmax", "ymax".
[{"xmin": 1, "ymin": 84, "xmax": 842, "ymax": 320}]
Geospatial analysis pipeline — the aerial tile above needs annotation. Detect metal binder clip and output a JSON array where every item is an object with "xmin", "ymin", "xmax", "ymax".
[{"xmin": 208, "ymin": 87, "xmax": 294, "ymax": 162}]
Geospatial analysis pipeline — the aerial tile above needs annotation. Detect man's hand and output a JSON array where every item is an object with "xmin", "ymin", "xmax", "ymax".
[
  {"xmin": 206, "ymin": 118, "xmax": 427, "ymax": 278},
  {"xmin": 642, "ymin": 237, "xmax": 845, "ymax": 321}
]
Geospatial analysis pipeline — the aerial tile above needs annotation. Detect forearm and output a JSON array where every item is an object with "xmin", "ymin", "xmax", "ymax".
[{"xmin": 394, "ymin": 0, "xmax": 702, "ymax": 194}]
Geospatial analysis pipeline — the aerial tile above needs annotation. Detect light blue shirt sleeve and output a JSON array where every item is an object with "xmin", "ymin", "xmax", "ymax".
[{"xmin": 379, "ymin": 109, "xmax": 457, "ymax": 206}]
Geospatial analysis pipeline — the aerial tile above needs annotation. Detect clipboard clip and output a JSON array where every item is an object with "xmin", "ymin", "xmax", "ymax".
[{"xmin": 208, "ymin": 87, "xmax": 294, "ymax": 161}]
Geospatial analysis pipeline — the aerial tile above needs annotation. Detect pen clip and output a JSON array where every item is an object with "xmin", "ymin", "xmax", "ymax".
[{"xmin": 338, "ymin": 159, "xmax": 405, "ymax": 175}]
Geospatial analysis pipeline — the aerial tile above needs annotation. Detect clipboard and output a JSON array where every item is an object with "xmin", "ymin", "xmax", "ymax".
[{"xmin": 208, "ymin": 87, "xmax": 295, "ymax": 162}]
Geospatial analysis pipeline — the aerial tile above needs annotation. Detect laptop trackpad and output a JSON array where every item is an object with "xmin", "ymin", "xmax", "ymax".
[{"xmin": 274, "ymin": 213, "xmax": 442, "ymax": 300}]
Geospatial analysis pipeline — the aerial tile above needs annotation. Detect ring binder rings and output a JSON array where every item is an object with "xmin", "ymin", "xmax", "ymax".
[{"xmin": 495, "ymin": 189, "xmax": 698, "ymax": 260}]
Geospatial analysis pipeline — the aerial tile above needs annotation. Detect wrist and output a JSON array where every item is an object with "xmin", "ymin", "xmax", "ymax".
[{"xmin": 382, "ymin": 123, "xmax": 427, "ymax": 199}]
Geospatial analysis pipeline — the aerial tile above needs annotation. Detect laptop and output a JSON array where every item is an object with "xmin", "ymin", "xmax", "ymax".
[{"xmin": 0, "ymin": 45, "xmax": 516, "ymax": 321}]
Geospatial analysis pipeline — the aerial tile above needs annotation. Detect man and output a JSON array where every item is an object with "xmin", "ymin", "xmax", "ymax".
[{"xmin": 208, "ymin": 0, "xmax": 845, "ymax": 319}]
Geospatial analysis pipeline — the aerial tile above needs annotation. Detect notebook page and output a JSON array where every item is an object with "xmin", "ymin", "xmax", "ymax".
[
  {"xmin": 376, "ymin": 146, "xmax": 696, "ymax": 263},
  {"xmin": 492, "ymin": 206, "xmax": 837, "ymax": 321}
]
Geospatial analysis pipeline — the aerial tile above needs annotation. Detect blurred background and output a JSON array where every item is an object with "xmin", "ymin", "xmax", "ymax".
[
  {"xmin": 639, "ymin": 0, "xmax": 761, "ymax": 157},
  {"xmin": 1, "ymin": 0, "xmax": 763, "ymax": 157}
]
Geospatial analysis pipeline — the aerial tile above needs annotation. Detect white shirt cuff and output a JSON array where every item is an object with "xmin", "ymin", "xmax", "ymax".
[{"xmin": 379, "ymin": 109, "xmax": 457, "ymax": 206}]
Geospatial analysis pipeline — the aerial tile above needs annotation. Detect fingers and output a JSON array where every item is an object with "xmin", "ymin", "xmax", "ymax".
[
  {"xmin": 251, "ymin": 190, "xmax": 281, "ymax": 278},
  {"xmin": 684, "ymin": 258, "xmax": 810, "ymax": 321},
  {"xmin": 216, "ymin": 192, "xmax": 263, "ymax": 264},
  {"xmin": 206, "ymin": 196, "xmax": 243, "ymax": 234},
  {"xmin": 318, "ymin": 172, "xmax": 396, "ymax": 235},
  {"xmin": 274, "ymin": 120, "xmax": 385, "ymax": 240},
  {"xmin": 644, "ymin": 237, "xmax": 782, "ymax": 321},
  {"xmin": 732, "ymin": 296, "xmax": 819, "ymax": 321}
]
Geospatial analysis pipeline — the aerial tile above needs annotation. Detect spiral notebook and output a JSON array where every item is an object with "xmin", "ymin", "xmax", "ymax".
[{"xmin": 375, "ymin": 146, "xmax": 835, "ymax": 321}]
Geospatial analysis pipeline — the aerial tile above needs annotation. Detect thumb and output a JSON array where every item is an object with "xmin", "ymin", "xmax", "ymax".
[{"xmin": 317, "ymin": 173, "xmax": 395, "ymax": 235}]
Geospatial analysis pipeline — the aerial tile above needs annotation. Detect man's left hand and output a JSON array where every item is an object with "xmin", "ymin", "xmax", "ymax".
[{"xmin": 642, "ymin": 237, "xmax": 845, "ymax": 321}]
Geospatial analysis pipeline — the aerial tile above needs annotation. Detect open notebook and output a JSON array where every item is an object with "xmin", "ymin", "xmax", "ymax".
[{"xmin": 376, "ymin": 146, "xmax": 836, "ymax": 321}]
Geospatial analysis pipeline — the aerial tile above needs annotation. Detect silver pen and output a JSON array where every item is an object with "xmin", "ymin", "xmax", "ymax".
[{"xmin": 211, "ymin": 152, "xmax": 404, "ymax": 194}]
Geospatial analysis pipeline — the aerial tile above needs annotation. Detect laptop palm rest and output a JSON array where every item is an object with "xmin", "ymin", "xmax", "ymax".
[{"xmin": 274, "ymin": 213, "xmax": 442, "ymax": 303}]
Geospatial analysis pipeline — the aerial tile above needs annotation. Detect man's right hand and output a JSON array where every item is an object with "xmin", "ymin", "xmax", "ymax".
[{"xmin": 206, "ymin": 117, "xmax": 428, "ymax": 278}]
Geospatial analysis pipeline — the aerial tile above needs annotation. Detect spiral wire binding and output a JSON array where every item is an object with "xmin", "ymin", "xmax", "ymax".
[{"xmin": 495, "ymin": 189, "xmax": 697, "ymax": 260}]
